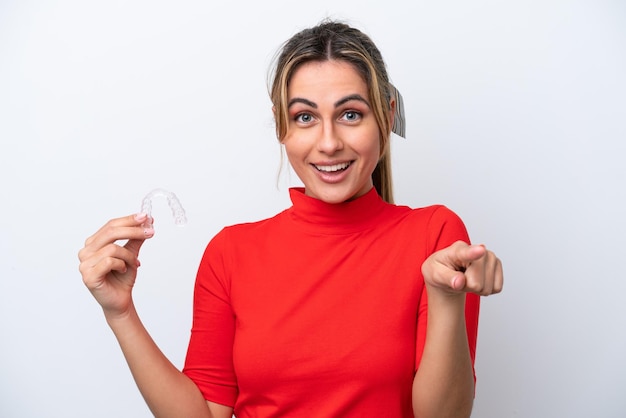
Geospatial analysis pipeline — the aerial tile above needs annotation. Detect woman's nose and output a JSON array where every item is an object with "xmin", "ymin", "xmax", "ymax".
[{"xmin": 316, "ymin": 122, "xmax": 343, "ymax": 154}]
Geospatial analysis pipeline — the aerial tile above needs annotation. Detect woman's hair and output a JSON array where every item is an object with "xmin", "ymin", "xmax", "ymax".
[{"xmin": 269, "ymin": 20, "xmax": 396, "ymax": 203}]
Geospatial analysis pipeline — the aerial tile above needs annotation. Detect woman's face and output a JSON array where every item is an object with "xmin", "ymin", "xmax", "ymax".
[{"xmin": 282, "ymin": 60, "xmax": 381, "ymax": 204}]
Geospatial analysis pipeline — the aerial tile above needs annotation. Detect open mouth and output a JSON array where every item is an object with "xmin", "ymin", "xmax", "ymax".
[{"xmin": 313, "ymin": 161, "xmax": 352, "ymax": 172}]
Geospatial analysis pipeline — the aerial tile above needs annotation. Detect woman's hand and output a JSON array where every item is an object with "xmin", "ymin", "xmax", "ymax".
[
  {"xmin": 78, "ymin": 213, "xmax": 154, "ymax": 319},
  {"xmin": 421, "ymin": 240, "xmax": 503, "ymax": 297}
]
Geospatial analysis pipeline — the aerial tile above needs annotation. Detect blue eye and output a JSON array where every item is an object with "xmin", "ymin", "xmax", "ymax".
[
  {"xmin": 342, "ymin": 111, "xmax": 361, "ymax": 121},
  {"xmin": 296, "ymin": 113, "xmax": 313, "ymax": 123}
]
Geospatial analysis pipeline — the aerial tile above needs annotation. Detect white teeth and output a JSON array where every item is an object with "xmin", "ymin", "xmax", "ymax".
[{"xmin": 315, "ymin": 162, "xmax": 351, "ymax": 172}]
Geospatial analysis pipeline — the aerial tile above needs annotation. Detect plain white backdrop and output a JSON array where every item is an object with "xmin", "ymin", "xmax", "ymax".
[{"xmin": 1, "ymin": 1, "xmax": 625, "ymax": 417}]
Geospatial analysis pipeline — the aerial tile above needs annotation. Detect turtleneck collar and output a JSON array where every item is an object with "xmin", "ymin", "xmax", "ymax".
[{"xmin": 286, "ymin": 187, "xmax": 389, "ymax": 235}]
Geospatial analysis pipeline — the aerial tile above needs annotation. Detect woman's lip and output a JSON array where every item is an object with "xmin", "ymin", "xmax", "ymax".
[{"xmin": 310, "ymin": 161, "xmax": 353, "ymax": 183}]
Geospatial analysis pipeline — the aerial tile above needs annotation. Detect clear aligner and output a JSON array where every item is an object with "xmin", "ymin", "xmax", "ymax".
[{"xmin": 140, "ymin": 188, "xmax": 187, "ymax": 228}]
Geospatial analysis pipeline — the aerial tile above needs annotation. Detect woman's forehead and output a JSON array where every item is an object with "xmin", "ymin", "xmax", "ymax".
[{"xmin": 287, "ymin": 60, "xmax": 368, "ymax": 100}]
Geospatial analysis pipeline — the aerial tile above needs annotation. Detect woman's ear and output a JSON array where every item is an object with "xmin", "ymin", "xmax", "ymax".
[{"xmin": 272, "ymin": 105, "xmax": 286, "ymax": 143}]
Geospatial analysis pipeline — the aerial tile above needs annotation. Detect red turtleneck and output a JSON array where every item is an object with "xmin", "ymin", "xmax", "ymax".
[{"xmin": 183, "ymin": 187, "xmax": 480, "ymax": 417}]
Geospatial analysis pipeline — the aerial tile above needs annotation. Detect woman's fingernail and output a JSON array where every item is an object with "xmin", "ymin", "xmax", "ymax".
[
  {"xmin": 135, "ymin": 213, "xmax": 148, "ymax": 222},
  {"xmin": 136, "ymin": 258, "xmax": 141, "ymax": 267},
  {"xmin": 144, "ymin": 227, "xmax": 154, "ymax": 237},
  {"xmin": 451, "ymin": 274, "xmax": 463, "ymax": 290}
]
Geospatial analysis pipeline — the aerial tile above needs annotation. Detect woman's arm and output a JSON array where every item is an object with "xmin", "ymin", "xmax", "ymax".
[
  {"xmin": 78, "ymin": 214, "xmax": 233, "ymax": 418},
  {"xmin": 412, "ymin": 241, "xmax": 502, "ymax": 418},
  {"xmin": 412, "ymin": 290, "xmax": 474, "ymax": 417},
  {"xmin": 106, "ymin": 304, "xmax": 232, "ymax": 418}
]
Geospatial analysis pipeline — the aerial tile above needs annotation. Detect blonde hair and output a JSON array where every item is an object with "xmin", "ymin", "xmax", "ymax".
[{"xmin": 269, "ymin": 21, "xmax": 396, "ymax": 203}]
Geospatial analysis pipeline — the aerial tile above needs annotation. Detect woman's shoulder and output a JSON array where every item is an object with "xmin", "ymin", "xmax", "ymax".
[
  {"xmin": 213, "ymin": 208, "xmax": 290, "ymax": 239},
  {"xmin": 389, "ymin": 202, "xmax": 463, "ymax": 225},
  {"xmin": 385, "ymin": 202, "xmax": 467, "ymax": 240}
]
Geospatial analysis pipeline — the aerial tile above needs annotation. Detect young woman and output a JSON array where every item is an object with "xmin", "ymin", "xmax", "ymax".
[{"xmin": 78, "ymin": 21, "xmax": 503, "ymax": 418}]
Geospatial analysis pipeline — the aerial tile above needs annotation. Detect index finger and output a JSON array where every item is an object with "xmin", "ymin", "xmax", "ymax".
[
  {"xmin": 448, "ymin": 241, "xmax": 487, "ymax": 272},
  {"xmin": 84, "ymin": 213, "xmax": 154, "ymax": 251}
]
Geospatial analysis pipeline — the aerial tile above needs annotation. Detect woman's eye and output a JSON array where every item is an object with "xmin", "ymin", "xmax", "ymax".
[
  {"xmin": 342, "ymin": 111, "xmax": 361, "ymax": 122},
  {"xmin": 296, "ymin": 113, "xmax": 313, "ymax": 123}
]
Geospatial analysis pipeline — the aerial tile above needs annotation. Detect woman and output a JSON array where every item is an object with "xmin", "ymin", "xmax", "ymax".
[{"xmin": 78, "ymin": 21, "xmax": 503, "ymax": 418}]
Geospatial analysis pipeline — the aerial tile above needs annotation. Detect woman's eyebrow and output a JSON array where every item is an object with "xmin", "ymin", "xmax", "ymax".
[
  {"xmin": 288, "ymin": 98, "xmax": 317, "ymax": 108},
  {"xmin": 288, "ymin": 94, "xmax": 370, "ymax": 110},
  {"xmin": 334, "ymin": 94, "xmax": 370, "ymax": 108}
]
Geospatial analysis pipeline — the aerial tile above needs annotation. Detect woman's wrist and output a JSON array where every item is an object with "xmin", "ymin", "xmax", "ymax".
[
  {"xmin": 425, "ymin": 282, "xmax": 466, "ymax": 304},
  {"xmin": 104, "ymin": 302, "xmax": 139, "ymax": 329},
  {"xmin": 424, "ymin": 284, "xmax": 468, "ymax": 327}
]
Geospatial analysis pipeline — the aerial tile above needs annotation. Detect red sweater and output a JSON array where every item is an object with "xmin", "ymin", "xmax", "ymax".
[{"xmin": 183, "ymin": 187, "xmax": 480, "ymax": 417}]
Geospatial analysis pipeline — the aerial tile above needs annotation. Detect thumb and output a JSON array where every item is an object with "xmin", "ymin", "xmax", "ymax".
[
  {"xmin": 124, "ymin": 214, "xmax": 155, "ymax": 256},
  {"xmin": 125, "ymin": 238, "xmax": 147, "ymax": 257}
]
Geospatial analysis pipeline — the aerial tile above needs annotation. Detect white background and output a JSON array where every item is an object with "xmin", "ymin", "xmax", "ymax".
[{"xmin": 1, "ymin": 1, "xmax": 625, "ymax": 417}]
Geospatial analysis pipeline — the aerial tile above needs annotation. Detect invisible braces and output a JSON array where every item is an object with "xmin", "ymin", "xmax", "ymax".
[{"xmin": 140, "ymin": 188, "xmax": 187, "ymax": 228}]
